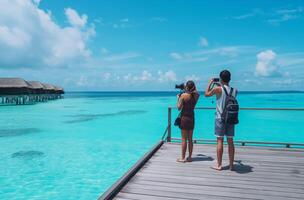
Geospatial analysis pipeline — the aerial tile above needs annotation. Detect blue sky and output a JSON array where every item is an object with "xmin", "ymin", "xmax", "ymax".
[{"xmin": 0, "ymin": 0, "xmax": 304, "ymax": 91}]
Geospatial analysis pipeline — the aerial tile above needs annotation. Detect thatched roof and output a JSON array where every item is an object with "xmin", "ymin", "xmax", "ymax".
[
  {"xmin": 0, "ymin": 78, "xmax": 31, "ymax": 95},
  {"xmin": 27, "ymin": 81, "xmax": 44, "ymax": 89},
  {"xmin": 0, "ymin": 78, "xmax": 64, "ymax": 95},
  {"xmin": 0, "ymin": 78, "xmax": 30, "ymax": 88},
  {"xmin": 54, "ymin": 86, "xmax": 64, "ymax": 94},
  {"xmin": 54, "ymin": 86, "xmax": 63, "ymax": 91},
  {"xmin": 42, "ymin": 83, "xmax": 56, "ymax": 90}
]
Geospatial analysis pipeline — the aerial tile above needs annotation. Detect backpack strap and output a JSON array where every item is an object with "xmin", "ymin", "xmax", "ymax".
[
  {"xmin": 229, "ymin": 87, "xmax": 234, "ymax": 97},
  {"xmin": 222, "ymin": 86, "xmax": 234, "ymax": 97},
  {"xmin": 222, "ymin": 86, "xmax": 229, "ymax": 96}
]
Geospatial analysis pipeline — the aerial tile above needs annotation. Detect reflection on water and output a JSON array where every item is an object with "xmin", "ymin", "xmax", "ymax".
[
  {"xmin": 11, "ymin": 150, "xmax": 45, "ymax": 159},
  {"xmin": 0, "ymin": 128, "xmax": 40, "ymax": 137},
  {"xmin": 65, "ymin": 110, "xmax": 147, "ymax": 123}
]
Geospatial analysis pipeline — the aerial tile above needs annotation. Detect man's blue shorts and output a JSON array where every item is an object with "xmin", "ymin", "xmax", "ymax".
[{"xmin": 215, "ymin": 118, "xmax": 235, "ymax": 138}]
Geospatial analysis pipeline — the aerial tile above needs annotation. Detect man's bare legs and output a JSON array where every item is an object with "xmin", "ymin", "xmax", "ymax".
[
  {"xmin": 227, "ymin": 137, "xmax": 235, "ymax": 170},
  {"xmin": 186, "ymin": 130, "xmax": 193, "ymax": 162},
  {"xmin": 212, "ymin": 137, "xmax": 224, "ymax": 170},
  {"xmin": 177, "ymin": 130, "xmax": 188, "ymax": 163}
]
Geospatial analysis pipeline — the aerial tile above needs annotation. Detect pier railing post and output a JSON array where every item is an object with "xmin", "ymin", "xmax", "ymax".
[{"xmin": 167, "ymin": 107, "xmax": 171, "ymax": 142}]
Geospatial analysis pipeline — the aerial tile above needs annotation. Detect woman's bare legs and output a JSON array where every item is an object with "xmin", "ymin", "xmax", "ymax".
[
  {"xmin": 187, "ymin": 130, "xmax": 193, "ymax": 162},
  {"xmin": 177, "ymin": 129, "xmax": 188, "ymax": 162}
]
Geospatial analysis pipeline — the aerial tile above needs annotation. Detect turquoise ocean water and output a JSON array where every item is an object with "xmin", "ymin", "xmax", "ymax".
[{"xmin": 1, "ymin": 91, "xmax": 304, "ymax": 199}]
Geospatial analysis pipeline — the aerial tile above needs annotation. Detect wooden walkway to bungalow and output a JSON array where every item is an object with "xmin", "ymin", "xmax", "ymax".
[{"xmin": 103, "ymin": 142, "xmax": 304, "ymax": 200}]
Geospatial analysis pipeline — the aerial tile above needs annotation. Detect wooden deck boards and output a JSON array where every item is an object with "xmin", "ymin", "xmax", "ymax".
[{"xmin": 113, "ymin": 143, "xmax": 304, "ymax": 200}]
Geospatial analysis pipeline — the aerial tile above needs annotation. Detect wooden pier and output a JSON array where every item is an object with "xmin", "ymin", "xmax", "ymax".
[
  {"xmin": 100, "ymin": 107, "xmax": 304, "ymax": 200},
  {"xmin": 100, "ymin": 142, "xmax": 304, "ymax": 200}
]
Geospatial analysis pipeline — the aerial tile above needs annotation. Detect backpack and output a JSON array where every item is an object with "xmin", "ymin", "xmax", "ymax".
[{"xmin": 221, "ymin": 86, "xmax": 239, "ymax": 125}]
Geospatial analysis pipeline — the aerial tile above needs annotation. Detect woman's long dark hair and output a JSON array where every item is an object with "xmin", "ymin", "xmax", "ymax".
[{"xmin": 186, "ymin": 80, "xmax": 196, "ymax": 93}]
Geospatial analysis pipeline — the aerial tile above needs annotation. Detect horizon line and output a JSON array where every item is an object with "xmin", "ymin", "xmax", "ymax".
[{"xmin": 65, "ymin": 90, "xmax": 304, "ymax": 93}]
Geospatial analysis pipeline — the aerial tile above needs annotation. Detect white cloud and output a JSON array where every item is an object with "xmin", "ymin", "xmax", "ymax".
[
  {"xmin": 0, "ymin": 26, "xmax": 31, "ymax": 48},
  {"xmin": 133, "ymin": 70, "xmax": 153, "ymax": 81},
  {"xmin": 112, "ymin": 18, "xmax": 131, "ymax": 29},
  {"xmin": 123, "ymin": 71, "xmax": 153, "ymax": 82},
  {"xmin": 273, "ymin": 79, "xmax": 301, "ymax": 85},
  {"xmin": 103, "ymin": 70, "xmax": 177, "ymax": 84},
  {"xmin": 185, "ymin": 46, "xmax": 253, "ymax": 58},
  {"xmin": 77, "ymin": 75, "xmax": 89, "ymax": 86},
  {"xmin": 228, "ymin": 7, "xmax": 303, "ymax": 25},
  {"xmin": 158, "ymin": 70, "xmax": 177, "ymax": 82},
  {"xmin": 102, "ymin": 72, "xmax": 111, "ymax": 81},
  {"xmin": 232, "ymin": 13, "xmax": 256, "ymax": 20},
  {"xmin": 276, "ymin": 7, "xmax": 303, "ymax": 14},
  {"xmin": 184, "ymin": 75, "xmax": 200, "ymax": 82},
  {"xmin": 103, "ymin": 52, "xmax": 140, "ymax": 62},
  {"xmin": 169, "ymin": 46, "xmax": 253, "ymax": 65},
  {"xmin": 0, "ymin": 0, "xmax": 95, "ymax": 69},
  {"xmin": 33, "ymin": 0, "xmax": 41, "ymax": 5},
  {"xmin": 268, "ymin": 7, "xmax": 303, "ymax": 25},
  {"xmin": 198, "ymin": 37, "xmax": 208, "ymax": 47},
  {"xmin": 140, "ymin": 70, "xmax": 152, "ymax": 81},
  {"xmin": 65, "ymin": 7, "xmax": 88, "ymax": 28},
  {"xmin": 217, "ymin": 47, "xmax": 239, "ymax": 57},
  {"xmin": 268, "ymin": 14, "xmax": 298, "ymax": 25},
  {"xmin": 123, "ymin": 73, "xmax": 133, "ymax": 81},
  {"xmin": 255, "ymin": 50, "xmax": 281, "ymax": 77},
  {"xmin": 170, "ymin": 52, "xmax": 183, "ymax": 60}
]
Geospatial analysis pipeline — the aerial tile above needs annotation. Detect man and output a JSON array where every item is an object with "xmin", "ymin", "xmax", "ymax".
[{"xmin": 205, "ymin": 70, "xmax": 237, "ymax": 171}]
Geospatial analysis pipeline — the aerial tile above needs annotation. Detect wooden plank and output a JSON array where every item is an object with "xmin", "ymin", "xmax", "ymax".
[
  {"xmin": 122, "ymin": 186, "xmax": 301, "ymax": 200},
  {"xmin": 109, "ymin": 143, "xmax": 304, "ymax": 200},
  {"xmin": 120, "ymin": 188, "xmax": 253, "ymax": 200},
  {"xmin": 163, "ymin": 143, "xmax": 304, "ymax": 153},
  {"xmin": 131, "ymin": 173, "xmax": 304, "ymax": 191},
  {"xmin": 149, "ymin": 154, "xmax": 304, "ymax": 166},
  {"xmin": 123, "ymin": 182, "xmax": 304, "ymax": 199},
  {"xmin": 139, "ymin": 168, "xmax": 304, "ymax": 182},
  {"xmin": 133, "ymin": 172, "xmax": 304, "ymax": 188},
  {"xmin": 132, "ymin": 179, "xmax": 304, "ymax": 194},
  {"xmin": 142, "ymin": 164, "xmax": 304, "ymax": 178},
  {"xmin": 153, "ymin": 148, "xmax": 304, "ymax": 159},
  {"xmin": 145, "ymin": 160, "xmax": 304, "ymax": 173},
  {"xmin": 156, "ymin": 145, "xmax": 304, "ymax": 157},
  {"xmin": 153, "ymin": 150, "xmax": 304, "ymax": 160},
  {"xmin": 115, "ymin": 192, "xmax": 188, "ymax": 200},
  {"xmin": 144, "ymin": 159, "xmax": 304, "ymax": 173}
]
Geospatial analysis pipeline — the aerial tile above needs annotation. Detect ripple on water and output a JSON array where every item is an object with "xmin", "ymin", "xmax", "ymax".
[
  {"xmin": 0, "ymin": 128, "xmax": 40, "ymax": 137},
  {"xmin": 11, "ymin": 150, "xmax": 45, "ymax": 159},
  {"xmin": 64, "ymin": 110, "xmax": 147, "ymax": 123}
]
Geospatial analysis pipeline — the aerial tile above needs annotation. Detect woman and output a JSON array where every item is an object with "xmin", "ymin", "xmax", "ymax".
[{"xmin": 177, "ymin": 80, "xmax": 200, "ymax": 163}]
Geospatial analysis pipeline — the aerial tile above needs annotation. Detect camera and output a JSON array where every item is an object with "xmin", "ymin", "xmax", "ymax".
[
  {"xmin": 175, "ymin": 83, "xmax": 185, "ymax": 97},
  {"xmin": 175, "ymin": 83, "xmax": 185, "ymax": 90},
  {"xmin": 213, "ymin": 78, "xmax": 220, "ymax": 82}
]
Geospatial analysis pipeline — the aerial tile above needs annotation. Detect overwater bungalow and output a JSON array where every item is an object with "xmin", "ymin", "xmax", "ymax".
[
  {"xmin": 27, "ymin": 81, "xmax": 45, "ymax": 94},
  {"xmin": 0, "ymin": 78, "xmax": 31, "ymax": 105},
  {"xmin": 42, "ymin": 83, "xmax": 57, "ymax": 100},
  {"xmin": 54, "ymin": 86, "xmax": 64, "ymax": 95},
  {"xmin": 27, "ymin": 81, "xmax": 48, "ymax": 102},
  {"xmin": 0, "ymin": 78, "xmax": 64, "ymax": 105},
  {"xmin": 0, "ymin": 78, "xmax": 31, "ymax": 95}
]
